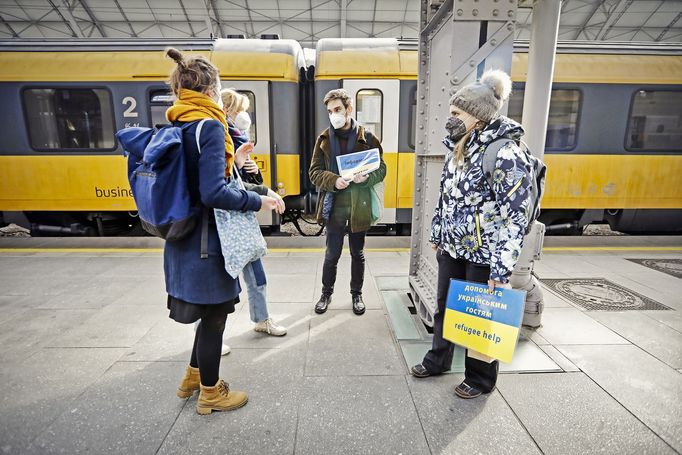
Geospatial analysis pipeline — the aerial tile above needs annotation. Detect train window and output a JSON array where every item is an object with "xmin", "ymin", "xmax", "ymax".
[
  {"xmin": 626, "ymin": 90, "xmax": 682, "ymax": 152},
  {"xmin": 503, "ymin": 87, "xmax": 580, "ymax": 150},
  {"xmin": 149, "ymin": 89, "xmax": 173, "ymax": 128},
  {"xmin": 148, "ymin": 88, "xmax": 256, "ymax": 144},
  {"xmin": 237, "ymin": 90, "xmax": 257, "ymax": 145},
  {"xmin": 23, "ymin": 88, "xmax": 115, "ymax": 150},
  {"xmin": 356, "ymin": 89, "xmax": 383, "ymax": 141}
]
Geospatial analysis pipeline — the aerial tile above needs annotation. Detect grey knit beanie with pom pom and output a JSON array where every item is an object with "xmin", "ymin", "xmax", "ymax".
[{"xmin": 449, "ymin": 69, "xmax": 512, "ymax": 123}]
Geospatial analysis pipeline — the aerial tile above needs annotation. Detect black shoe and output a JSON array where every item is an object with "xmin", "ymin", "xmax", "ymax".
[
  {"xmin": 315, "ymin": 294, "xmax": 331, "ymax": 314},
  {"xmin": 410, "ymin": 363, "xmax": 431, "ymax": 378},
  {"xmin": 454, "ymin": 381, "xmax": 483, "ymax": 399},
  {"xmin": 352, "ymin": 294, "xmax": 365, "ymax": 315}
]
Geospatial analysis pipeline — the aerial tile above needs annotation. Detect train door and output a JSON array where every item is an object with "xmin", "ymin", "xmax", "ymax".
[
  {"xmin": 220, "ymin": 80, "xmax": 274, "ymax": 226},
  {"xmin": 342, "ymin": 79, "xmax": 400, "ymax": 224}
]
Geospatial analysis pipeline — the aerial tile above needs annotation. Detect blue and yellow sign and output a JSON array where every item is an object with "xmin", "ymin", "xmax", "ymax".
[{"xmin": 443, "ymin": 280, "xmax": 526, "ymax": 363}]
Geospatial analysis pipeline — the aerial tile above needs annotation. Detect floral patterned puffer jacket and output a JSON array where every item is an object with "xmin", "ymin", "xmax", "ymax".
[{"xmin": 430, "ymin": 116, "xmax": 533, "ymax": 283}]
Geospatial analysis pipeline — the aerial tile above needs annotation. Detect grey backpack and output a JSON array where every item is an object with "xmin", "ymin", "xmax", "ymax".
[{"xmin": 481, "ymin": 138, "xmax": 547, "ymax": 234}]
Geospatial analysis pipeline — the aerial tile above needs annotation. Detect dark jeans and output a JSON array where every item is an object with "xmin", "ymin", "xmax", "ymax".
[
  {"xmin": 321, "ymin": 215, "xmax": 367, "ymax": 296},
  {"xmin": 422, "ymin": 250, "xmax": 499, "ymax": 393}
]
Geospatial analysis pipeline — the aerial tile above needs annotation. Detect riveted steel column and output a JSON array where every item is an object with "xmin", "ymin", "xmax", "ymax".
[
  {"xmin": 410, "ymin": 0, "xmax": 517, "ymax": 327},
  {"xmin": 521, "ymin": 0, "xmax": 562, "ymax": 159}
]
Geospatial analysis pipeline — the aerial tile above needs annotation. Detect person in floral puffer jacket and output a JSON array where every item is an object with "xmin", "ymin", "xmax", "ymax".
[{"xmin": 411, "ymin": 70, "xmax": 533, "ymax": 399}]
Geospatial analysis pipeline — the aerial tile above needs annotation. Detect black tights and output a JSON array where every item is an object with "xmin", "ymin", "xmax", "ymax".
[{"xmin": 189, "ymin": 304, "xmax": 230, "ymax": 387}]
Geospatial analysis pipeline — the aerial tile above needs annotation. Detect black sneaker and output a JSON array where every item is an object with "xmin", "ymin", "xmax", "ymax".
[
  {"xmin": 314, "ymin": 294, "xmax": 331, "ymax": 314},
  {"xmin": 454, "ymin": 381, "xmax": 483, "ymax": 399},
  {"xmin": 352, "ymin": 294, "xmax": 366, "ymax": 315},
  {"xmin": 410, "ymin": 363, "xmax": 432, "ymax": 378}
]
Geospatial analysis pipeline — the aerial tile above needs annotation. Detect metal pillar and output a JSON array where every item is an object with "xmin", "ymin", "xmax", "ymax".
[
  {"xmin": 510, "ymin": 0, "xmax": 562, "ymax": 328},
  {"xmin": 410, "ymin": 0, "xmax": 518, "ymax": 327},
  {"xmin": 522, "ymin": 0, "xmax": 562, "ymax": 159}
]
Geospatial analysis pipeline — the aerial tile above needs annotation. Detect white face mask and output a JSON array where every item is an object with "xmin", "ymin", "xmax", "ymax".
[
  {"xmin": 214, "ymin": 78, "xmax": 223, "ymax": 109},
  {"xmin": 235, "ymin": 111, "xmax": 251, "ymax": 132},
  {"xmin": 329, "ymin": 112, "xmax": 347, "ymax": 130}
]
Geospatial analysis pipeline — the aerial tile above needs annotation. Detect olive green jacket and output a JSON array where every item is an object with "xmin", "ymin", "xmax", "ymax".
[{"xmin": 309, "ymin": 125, "xmax": 386, "ymax": 233}]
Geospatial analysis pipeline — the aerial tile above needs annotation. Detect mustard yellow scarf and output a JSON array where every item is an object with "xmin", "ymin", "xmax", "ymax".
[{"xmin": 166, "ymin": 88, "xmax": 234, "ymax": 175}]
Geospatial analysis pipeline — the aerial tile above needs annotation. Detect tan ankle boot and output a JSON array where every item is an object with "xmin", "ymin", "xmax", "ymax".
[
  {"xmin": 176, "ymin": 365, "xmax": 200, "ymax": 398},
  {"xmin": 196, "ymin": 379, "xmax": 248, "ymax": 415}
]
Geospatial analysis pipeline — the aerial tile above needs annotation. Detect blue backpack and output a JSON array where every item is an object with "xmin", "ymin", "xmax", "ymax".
[{"xmin": 116, "ymin": 119, "xmax": 209, "ymax": 244}]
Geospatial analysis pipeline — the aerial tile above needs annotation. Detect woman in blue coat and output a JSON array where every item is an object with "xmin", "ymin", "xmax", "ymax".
[{"xmin": 161, "ymin": 48, "xmax": 280, "ymax": 415}]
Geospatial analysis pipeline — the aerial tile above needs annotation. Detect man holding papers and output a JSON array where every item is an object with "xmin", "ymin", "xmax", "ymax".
[{"xmin": 309, "ymin": 89, "xmax": 387, "ymax": 316}]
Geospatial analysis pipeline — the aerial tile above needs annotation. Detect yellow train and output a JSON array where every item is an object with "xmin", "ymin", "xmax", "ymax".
[{"xmin": 0, "ymin": 38, "xmax": 680, "ymax": 235}]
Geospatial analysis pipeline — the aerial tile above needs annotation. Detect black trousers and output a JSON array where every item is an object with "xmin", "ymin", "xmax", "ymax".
[
  {"xmin": 321, "ymin": 215, "xmax": 367, "ymax": 296},
  {"xmin": 422, "ymin": 250, "xmax": 499, "ymax": 393}
]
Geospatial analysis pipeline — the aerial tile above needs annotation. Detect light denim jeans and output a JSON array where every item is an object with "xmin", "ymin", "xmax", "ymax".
[
  {"xmin": 242, "ymin": 259, "xmax": 269, "ymax": 323},
  {"xmin": 194, "ymin": 259, "xmax": 269, "ymax": 331}
]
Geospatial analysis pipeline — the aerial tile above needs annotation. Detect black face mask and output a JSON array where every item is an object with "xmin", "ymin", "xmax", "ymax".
[{"xmin": 445, "ymin": 116, "xmax": 467, "ymax": 142}]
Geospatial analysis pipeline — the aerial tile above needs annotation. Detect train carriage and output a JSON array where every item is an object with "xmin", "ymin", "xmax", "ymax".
[
  {"xmin": 308, "ymin": 38, "xmax": 682, "ymax": 234},
  {"xmin": 0, "ymin": 38, "xmax": 306, "ymax": 234},
  {"xmin": 1, "ymin": 37, "xmax": 681, "ymax": 235}
]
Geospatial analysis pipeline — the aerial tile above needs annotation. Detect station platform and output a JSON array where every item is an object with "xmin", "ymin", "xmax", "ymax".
[{"xmin": 0, "ymin": 235, "xmax": 680, "ymax": 454}]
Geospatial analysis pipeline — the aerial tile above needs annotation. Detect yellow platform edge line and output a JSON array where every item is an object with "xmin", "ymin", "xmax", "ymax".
[{"xmin": 0, "ymin": 246, "xmax": 681, "ymax": 254}]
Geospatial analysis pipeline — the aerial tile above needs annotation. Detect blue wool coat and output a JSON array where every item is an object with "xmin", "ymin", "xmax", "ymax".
[{"xmin": 163, "ymin": 119, "xmax": 262, "ymax": 304}]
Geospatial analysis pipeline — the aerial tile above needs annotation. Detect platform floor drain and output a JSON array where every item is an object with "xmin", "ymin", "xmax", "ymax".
[
  {"xmin": 541, "ymin": 278, "xmax": 672, "ymax": 311},
  {"xmin": 627, "ymin": 259, "xmax": 682, "ymax": 279}
]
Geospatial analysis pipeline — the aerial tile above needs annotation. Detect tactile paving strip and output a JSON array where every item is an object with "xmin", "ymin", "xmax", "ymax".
[
  {"xmin": 540, "ymin": 278, "xmax": 672, "ymax": 311},
  {"xmin": 626, "ymin": 259, "xmax": 682, "ymax": 279}
]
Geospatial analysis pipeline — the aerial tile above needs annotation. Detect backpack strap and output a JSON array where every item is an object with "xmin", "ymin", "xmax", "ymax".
[
  {"xmin": 195, "ymin": 119, "xmax": 209, "ymax": 259},
  {"xmin": 481, "ymin": 137, "xmax": 515, "ymax": 190}
]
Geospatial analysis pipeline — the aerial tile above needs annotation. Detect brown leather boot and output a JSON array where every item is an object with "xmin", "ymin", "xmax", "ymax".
[
  {"xmin": 196, "ymin": 379, "xmax": 248, "ymax": 415},
  {"xmin": 176, "ymin": 365, "xmax": 200, "ymax": 398}
]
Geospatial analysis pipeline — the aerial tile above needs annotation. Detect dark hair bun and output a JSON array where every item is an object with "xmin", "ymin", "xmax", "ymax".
[{"xmin": 166, "ymin": 47, "xmax": 185, "ymax": 67}]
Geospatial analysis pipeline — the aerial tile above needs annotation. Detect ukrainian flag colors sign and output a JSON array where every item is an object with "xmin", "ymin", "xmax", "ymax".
[{"xmin": 443, "ymin": 280, "xmax": 526, "ymax": 364}]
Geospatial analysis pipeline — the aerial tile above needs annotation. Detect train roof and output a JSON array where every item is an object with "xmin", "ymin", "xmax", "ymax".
[{"xmin": 0, "ymin": 38, "xmax": 305, "ymax": 83}]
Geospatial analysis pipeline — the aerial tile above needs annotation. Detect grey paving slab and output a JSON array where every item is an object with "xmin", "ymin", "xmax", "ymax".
[
  {"xmin": 521, "ymin": 327, "xmax": 550, "ymax": 345},
  {"xmin": 306, "ymin": 310, "xmax": 404, "ymax": 376},
  {"xmin": 31, "ymin": 361, "xmax": 187, "ymax": 455},
  {"xmin": 295, "ymin": 376, "xmax": 430, "ymax": 455},
  {"xmin": 643, "ymin": 310, "xmax": 682, "ymax": 333},
  {"xmin": 123, "ymin": 316, "xmax": 196, "ymax": 362},
  {"xmin": 535, "ymin": 308, "xmax": 630, "ymax": 345},
  {"xmin": 400, "ymin": 340, "xmax": 465, "ymax": 373},
  {"xmin": 383, "ymin": 291, "xmax": 421, "ymax": 340},
  {"xmin": 267, "ymin": 273, "xmax": 317, "ymax": 303},
  {"xmin": 0, "ymin": 308, "xmax": 96, "ymax": 362},
  {"xmin": 224, "ymin": 302, "xmax": 313, "ymax": 349},
  {"xmin": 313, "ymin": 273, "xmax": 384, "ymax": 310},
  {"xmin": 260, "ymin": 255, "xmax": 320, "ymax": 275},
  {"xmin": 499, "ymin": 338, "xmax": 561, "ymax": 373},
  {"xmin": 497, "ymin": 373, "xmax": 676, "ymax": 455},
  {"xmin": 366, "ymin": 255, "xmax": 410, "ymax": 276},
  {"xmin": 407, "ymin": 375, "xmax": 542, "ymax": 455},
  {"xmin": 0, "ymin": 347, "xmax": 126, "ymax": 453},
  {"xmin": 98, "ymin": 256, "xmax": 165, "ymax": 277},
  {"xmin": 158, "ymin": 348, "xmax": 304, "ymax": 455},
  {"xmin": 49, "ymin": 304, "xmax": 164, "ymax": 348},
  {"xmin": 558, "ymin": 344, "xmax": 682, "ymax": 452},
  {"xmin": 374, "ymin": 275, "xmax": 410, "ymax": 291},
  {"xmin": 109, "ymin": 279, "xmax": 168, "ymax": 306},
  {"xmin": 0, "ymin": 295, "xmax": 36, "ymax": 324},
  {"xmin": 589, "ymin": 311, "xmax": 682, "ymax": 369},
  {"xmin": 538, "ymin": 345, "xmax": 580, "ymax": 372},
  {"xmin": 30, "ymin": 293, "xmax": 115, "ymax": 310}
]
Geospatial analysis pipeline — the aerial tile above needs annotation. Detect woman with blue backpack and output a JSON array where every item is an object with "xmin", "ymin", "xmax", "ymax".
[
  {"xmin": 410, "ymin": 70, "xmax": 534, "ymax": 399},
  {"xmin": 159, "ymin": 48, "xmax": 282, "ymax": 415}
]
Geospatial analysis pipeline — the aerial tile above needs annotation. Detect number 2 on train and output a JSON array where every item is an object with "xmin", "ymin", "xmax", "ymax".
[{"xmin": 122, "ymin": 96, "xmax": 138, "ymax": 118}]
